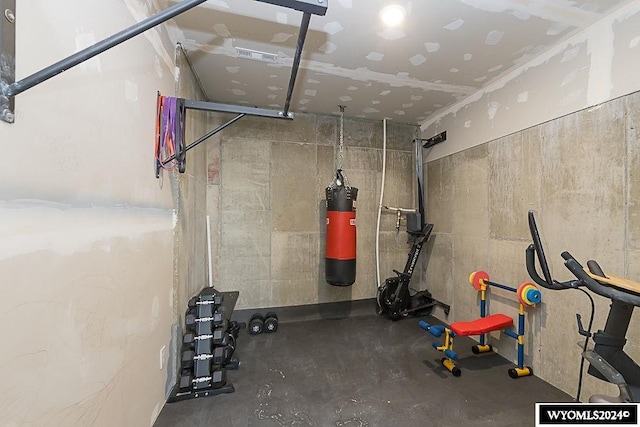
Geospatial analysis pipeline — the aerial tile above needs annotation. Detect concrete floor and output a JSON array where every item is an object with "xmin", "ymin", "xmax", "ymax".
[{"xmin": 155, "ymin": 309, "xmax": 571, "ymax": 427}]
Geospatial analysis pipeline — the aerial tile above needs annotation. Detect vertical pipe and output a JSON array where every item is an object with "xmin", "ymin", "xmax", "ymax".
[
  {"xmin": 446, "ymin": 329, "xmax": 453, "ymax": 352},
  {"xmin": 282, "ymin": 12, "xmax": 311, "ymax": 116},
  {"xmin": 415, "ymin": 138, "xmax": 426, "ymax": 230},
  {"xmin": 206, "ymin": 215, "xmax": 213, "ymax": 288},
  {"xmin": 376, "ymin": 119, "xmax": 388, "ymax": 289},
  {"xmin": 479, "ymin": 288, "xmax": 486, "ymax": 345}
]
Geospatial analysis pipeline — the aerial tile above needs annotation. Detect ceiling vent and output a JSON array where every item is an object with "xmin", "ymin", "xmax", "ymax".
[{"xmin": 235, "ymin": 47, "xmax": 279, "ymax": 64}]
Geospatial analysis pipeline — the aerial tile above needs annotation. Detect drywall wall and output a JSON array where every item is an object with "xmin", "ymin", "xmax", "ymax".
[
  {"xmin": 424, "ymin": 91, "xmax": 640, "ymax": 400},
  {"xmin": 166, "ymin": 46, "xmax": 210, "ymax": 397},
  {"xmin": 206, "ymin": 114, "xmax": 420, "ymax": 310},
  {"xmin": 422, "ymin": 1, "xmax": 640, "ymax": 161},
  {"xmin": 0, "ymin": 1, "xmax": 205, "ymax": 425}
]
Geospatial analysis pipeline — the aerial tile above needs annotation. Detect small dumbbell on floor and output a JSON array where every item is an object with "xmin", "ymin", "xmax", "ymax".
[
  {"xmin": 264, "ymin": 312, "xmax": 278, "ymax": 333},
  {"xmin": 249, "ymin": 313, "xmax": 264, "ymax": 335},
  {"xmin": 248, "ymin": 311, "xmax": 279, "ymax": 334}
]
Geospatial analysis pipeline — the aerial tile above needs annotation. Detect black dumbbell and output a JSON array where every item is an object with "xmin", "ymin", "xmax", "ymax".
[
  {"xmin": 196, "ymin": 294, "xmax": 223, "ymax": 318},
  {"xmin": 248, "ymin": 313, "xmax": 264, "ymax": 335},
  {"xmin": 195, "ymin": 337, "xmax": 212, "ymax": 355},
  {"xmin": 185, "ymin": 313, "xmax": 197, "ymax": 330},
  {"xmin": 178, "ymin": 370, "xmax": 193, "ymax": 391},
  {"xmin": 181, "ymin": 350, "xmax": 195, "ymax": 369},
  {"xmin": 185, "ymin": 305, "xmax": 196, "ymax": 321},
  {"xmin": 264, "ymin": 312, "xmax": 278, "ymax": 333},
  {"xmin": 211, "ymin": 368, "xmax": 227, "ymax": 389},
  {"xmin": 192, "ymin": 372, "xmax": 226, "ymax": 390},
  {"xmin": 197, "ymin": 303, "xmax": 214, "ymax": 319},
  {"xmin": 213, "ymin": 327, "xmax": 229, "ymax": 346},
  {"xmin": 200, "ymin": 293, "xmax": 223, "ymax": 305},
  {"xmin": 213, "ymin": 346, "xmax": 230, "ymax": 365},
  {"xmin": 194, "ymin": 357, "xmax": 211, "ymax": 378},
  {"xmin": 187, "ymin": 295, "xmax": 198, "ymax": 309},
  {"xmin": 191, "ymin": 366, "xmax": 227, "ymax": 390},
  {"xmin": 183, "ymin": 332, "xmax": 195, "ymax": 349},
  {"xmin": 196, "ymin": 319, "xmax": 213, "ymax": 336},
  {"xmin": 186, "ymin": 292, "xmax": 220, "ymax": 317},
  {"xmin": 192, "ymin": 377, "xmax": 212, "ymax": 390},
  {"xmin": 186, "ymin": 313, "xmax": 225, "ymax": 335}
]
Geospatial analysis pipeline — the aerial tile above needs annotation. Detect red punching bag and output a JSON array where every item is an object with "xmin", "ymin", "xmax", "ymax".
[{"xmin": 325, "ymin": 170, "xmax": 358, "ymax": 286}]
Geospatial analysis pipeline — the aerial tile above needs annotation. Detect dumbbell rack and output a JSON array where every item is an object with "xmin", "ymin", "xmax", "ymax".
[{"xmin": 168, "ymin": 289, "xmax": 239, "ymax": 403}]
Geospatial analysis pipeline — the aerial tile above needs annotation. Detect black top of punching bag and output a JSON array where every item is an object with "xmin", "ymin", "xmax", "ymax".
[{"xmin": 326, "ymin": 169, "xmax": 358, "ymax": 210}]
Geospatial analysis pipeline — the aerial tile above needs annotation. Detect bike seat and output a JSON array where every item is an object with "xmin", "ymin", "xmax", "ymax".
[
  {"xmin": 561, "ymin": 252, "xmax": 640, "ymax": 307},
  {"xmin": 584, "ymin": 270, "xmax": 640, "ymax": 296}
]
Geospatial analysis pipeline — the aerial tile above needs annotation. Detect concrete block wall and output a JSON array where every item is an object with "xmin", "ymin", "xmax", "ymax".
[
  {"xmin": 425, "ymin": 90, "xmax": 640, "ymax": 400},
  {"xmin": 205, "ymin": 114, "xmax": 420, "ymax": 310}
]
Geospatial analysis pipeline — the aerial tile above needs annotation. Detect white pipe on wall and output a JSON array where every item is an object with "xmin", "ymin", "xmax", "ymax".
[
  {"xmin": 375, "ymin": 119, "xmax": 388, "ymax": 290},
  {"xmin": 206, "ymin": 215, "xmax": 213, "ymax": 287}
]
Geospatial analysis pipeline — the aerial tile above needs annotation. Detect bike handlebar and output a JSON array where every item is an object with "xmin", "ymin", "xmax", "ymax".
[
  {"xmin": 526, "ymin": 244, "xmax": 578, "ymax": 290},
  {"xmin": 526, "ymin": 210, "xmax": 640, "ymax": 305}
]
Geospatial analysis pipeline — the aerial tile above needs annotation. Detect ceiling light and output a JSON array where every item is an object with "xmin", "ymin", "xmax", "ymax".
[
  {"xmin": 235, "ymin": 47, "xmax": 278, "ymax": 64},
  {"xmin": 379, "ymin": 4, "xmax": 406, "ymax": 27}
]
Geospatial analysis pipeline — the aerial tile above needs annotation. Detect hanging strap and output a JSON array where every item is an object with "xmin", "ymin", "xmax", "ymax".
[
  {"xmin": 335, "ymin": 169, "xmax": 345, "ymax": 187},
  {"xmin": 331, "ymin": 105, "xmax": 349, "ymax": 188},
  {"xmin": 338, "ymin": 105, "xmax": 345, "ymax": 171}
]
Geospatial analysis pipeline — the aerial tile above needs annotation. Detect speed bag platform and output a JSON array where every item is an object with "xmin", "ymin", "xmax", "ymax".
[{"xmin": 325, "ymin": 185, "xmax": 358, "ymax": 286}]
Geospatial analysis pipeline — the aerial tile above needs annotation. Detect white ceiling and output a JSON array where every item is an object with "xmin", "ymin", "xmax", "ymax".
[{"xmin": 169, "ymin": 0, "xmax": 633, "ymax": 125}]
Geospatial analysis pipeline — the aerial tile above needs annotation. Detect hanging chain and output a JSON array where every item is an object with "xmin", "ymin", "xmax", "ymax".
[{"xmin": 338, "ymin": 105, "xmax": 345, "ymax": 172}]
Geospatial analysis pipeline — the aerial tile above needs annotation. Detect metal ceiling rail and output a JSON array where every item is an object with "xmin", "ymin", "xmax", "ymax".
[
  {"xmin": 0, "ymin": 0, "xmax": 207, "ymax": 123},
  {"xmin": 0, "ymin": 0, "xmax": 328, "ymax": 124},
  {"xmin": 156, "ymin": 0, "xmax": 328, "ymax": 177},
  {"xmin": 184, "ymin": 100, "xmax": 291, "ymax": 120},
  {"xmin": 283, "ymin": 11, "xmax": 311, "ymax": 116}
]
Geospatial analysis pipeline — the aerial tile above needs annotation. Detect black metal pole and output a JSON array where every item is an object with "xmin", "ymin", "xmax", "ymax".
[
  {"xmin": 161, "ymin": 113, "xmax": 245, "ymax": 165},
  {"xmin": 4, "ymin": 0, "xmax": 207, "ymax": 97},
  {"xmin": 282, "ymin": 12, "xmax": 311, "ymax": 116},
  {"xmin": 415, "ymin": 138, "xmax": 426, "ymax": 231}
]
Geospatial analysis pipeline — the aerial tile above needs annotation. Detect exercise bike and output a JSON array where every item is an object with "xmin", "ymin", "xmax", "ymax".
[{"xmin": 527, "ymin": 210, "xmax": 640, "ymax": 403}]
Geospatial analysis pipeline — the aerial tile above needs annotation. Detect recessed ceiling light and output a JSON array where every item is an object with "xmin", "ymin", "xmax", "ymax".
[{"xmin": 379, "ymin": 4, "xmax": 406, "ymax": 27}]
